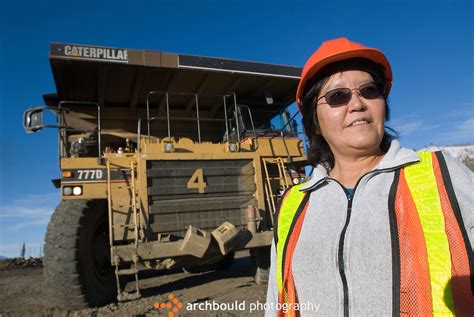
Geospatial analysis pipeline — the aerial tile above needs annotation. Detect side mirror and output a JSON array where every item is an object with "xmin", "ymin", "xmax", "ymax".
[
  {"xmin": 23, "ymin": 106, "xmax": 63, "ymax": 133},
  {"xmin": 23, "ymin": 109, "xmax": 45, "ymax": 133}
]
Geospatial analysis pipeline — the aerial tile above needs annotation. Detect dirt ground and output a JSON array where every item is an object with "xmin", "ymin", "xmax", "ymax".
[{"xmin": 0, "ymin": 251, "xmax": 268, "ymax": 316}]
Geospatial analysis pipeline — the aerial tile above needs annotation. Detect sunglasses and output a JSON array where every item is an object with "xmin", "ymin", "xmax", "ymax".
[{"xmin": 316, "ymin": 82, "xmax": 384, "ymax": 107}]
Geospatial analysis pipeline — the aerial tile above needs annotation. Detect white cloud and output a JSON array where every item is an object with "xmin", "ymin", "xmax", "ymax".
[
  {"xmin": 389, "ymin": 108, "xmax": 473, "ymax": 144},
  {"xmin": 12, "ymin": 192, "xmax": 58, "ymax": 205},
  {"xmin": 435, "ymin": 116, "xmax": 474, "ymax": 145},
  {"xmin": 390, "ymin": 119, "xmax": 423, "ymax": 136},
  {"xmin": 389, "ymin": 115, "xmax": 440, "ymax": 137},
  {"xmin": 11, "ymin": 218, "xmax": 50, "ymax": 231},
  {"xmin": 0, "ymin": 192, "xmax": 57, "ymax": 220},
  {"xmin": 0, "ymin": 192, "xmax": 58, "ymax": 258}
]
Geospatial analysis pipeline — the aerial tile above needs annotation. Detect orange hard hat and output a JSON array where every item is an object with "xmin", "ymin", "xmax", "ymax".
[{"xmin": 296, "ymin": 37, "xmax": 392, "ymax": 113}]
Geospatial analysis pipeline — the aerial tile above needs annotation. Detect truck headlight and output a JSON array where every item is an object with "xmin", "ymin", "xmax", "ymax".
[
  {"xmin": 73, "ymin": 186, "xmax": 82, "ymax": 196},
  {"xmin": 63, "ymin": 187, "xmax": 72, "ymax": 196},
  {"xmin": 163, "ymin": 142, "xmax": 174, "ymax": 152},
  {"xmin": 228, "ymin": 143, "xmax": 238, "ymax": 152}
]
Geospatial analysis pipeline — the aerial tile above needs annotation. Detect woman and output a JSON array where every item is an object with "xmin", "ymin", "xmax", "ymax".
[{"xmin": 265, "ymin": 38, "xmax": 473, "ymax": 316}]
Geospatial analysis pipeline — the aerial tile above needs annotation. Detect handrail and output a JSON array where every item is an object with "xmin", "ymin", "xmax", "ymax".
[
  {"xmin": 262, "ymin": 159, "xmax": 277, "ymax": 216},
  {"xmin": 106, "ymin": 159, "xmax": 114, "ymax": 245},
  {"xmin": 233, "ymin": 93, "xmax": 240, "ymax": 143},
  {"xmin": 239, "ymin": 104, "xmax": 259, "ymax": 149},
  {"xmin": 195, "ymin": 94, "xmax": 201, "ymax": 143},
  {"xmin": 145, "ymin": 91, "xmax": 236, "ymax": 143},
  {"xmin": 277, "ymin": 157, "xmax": 290, "ymax": 188},
  {"xmin": 165, "ymin": 93, "xmax": 171, "ymax": 140},
  {"xmin": 223, "ymin": 95, "xmax": 229, "ymax": 143},
  {"xmin": 136, "ymin": 118, "xmax": 141, "ymax": 153}
]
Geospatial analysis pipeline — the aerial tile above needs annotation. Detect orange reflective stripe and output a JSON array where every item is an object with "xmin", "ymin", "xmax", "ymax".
[
  {"xmin": 432, "ymin": 153, "xmax": 474, "ymax": 316},
  {"xmin": 395, "ymin": 169, "xmax": 433, "ymax": 316},
  {"xmin": 278, "ymin": 269, "xmax": 298, "ymax": 317},
  {"xmin": 286, "ymin": 270, "xmax": 298, "ymax": 317}
]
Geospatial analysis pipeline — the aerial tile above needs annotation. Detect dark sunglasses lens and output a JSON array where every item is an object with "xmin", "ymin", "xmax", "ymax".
[
  {"xmin": 359, "ymin": 83, "xmax": 383, "ymax": 99},
  {"xmin": 325, "ymin": 89, "xmax": 351, "ymax": 106}
]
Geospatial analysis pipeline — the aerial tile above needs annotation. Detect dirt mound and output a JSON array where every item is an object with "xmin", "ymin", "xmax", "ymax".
[{"xmin": 0, "ymin": 257, "xmax": 43, "ymax": 271}]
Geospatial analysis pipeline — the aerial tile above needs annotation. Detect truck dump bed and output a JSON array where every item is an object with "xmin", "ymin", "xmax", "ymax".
[{"xmin": 46, "ymin": 43, "xmax": 301, "ymax": 114}]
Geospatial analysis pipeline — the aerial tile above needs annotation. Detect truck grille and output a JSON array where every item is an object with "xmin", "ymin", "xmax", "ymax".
[{"xmin": 147, "ymin": 159, "xmax": 256, "ymax": 237}]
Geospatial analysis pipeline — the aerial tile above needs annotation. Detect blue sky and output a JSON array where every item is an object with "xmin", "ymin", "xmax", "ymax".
[{"xmin": 0, "ymin": 0, "xmax": 472, "ymax": 258}]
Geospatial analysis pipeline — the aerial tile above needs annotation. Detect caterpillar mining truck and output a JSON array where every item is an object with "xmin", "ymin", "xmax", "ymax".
[{"xmin": 23, "ymin": 43, "xmax": 306, "ymax": 308}]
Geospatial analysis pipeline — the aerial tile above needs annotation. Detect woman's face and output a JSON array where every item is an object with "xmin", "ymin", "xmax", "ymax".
[{"xmin": 316, "ymin": 70, "xmax": 386, "ymax": 157}]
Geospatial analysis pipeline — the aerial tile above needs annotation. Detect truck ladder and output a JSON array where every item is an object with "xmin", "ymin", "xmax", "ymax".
[
  {"xmin": 262, "ymin": 157, "xmax": 291, "ymax": 222},
  {"xmin": 106, "ymin": 159, "xmax": 141, "ymax": 301}
]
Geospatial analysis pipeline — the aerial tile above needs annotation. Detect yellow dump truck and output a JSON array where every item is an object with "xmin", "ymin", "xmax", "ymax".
[{"xmin": 23, "ymin": 43, "xmax": 306, "ymax": 308}]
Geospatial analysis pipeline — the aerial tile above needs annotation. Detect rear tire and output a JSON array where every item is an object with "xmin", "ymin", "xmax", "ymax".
[
  {"xmin": 251, "ymin": 247, "xmax": 270, "ymax": 285},
  {"xmin": 43, "ymin": 200, "xmax": 116, "ymax": 309}
]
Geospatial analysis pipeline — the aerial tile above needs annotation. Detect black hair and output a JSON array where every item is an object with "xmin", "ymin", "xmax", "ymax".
[{"xmin": 301, "ymin": 58, "xmax": 397, "ymax": 170}]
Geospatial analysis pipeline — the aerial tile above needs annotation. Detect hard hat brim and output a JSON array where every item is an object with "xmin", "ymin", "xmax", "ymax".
[{"xmin": 296, "ymin": 48, "xmax": 392, "ymax": 112}]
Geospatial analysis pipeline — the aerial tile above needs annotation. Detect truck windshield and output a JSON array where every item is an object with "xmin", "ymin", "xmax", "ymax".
[{"xmin": 238, "ymin": 107, "xmax": 297, "ymax": 138}]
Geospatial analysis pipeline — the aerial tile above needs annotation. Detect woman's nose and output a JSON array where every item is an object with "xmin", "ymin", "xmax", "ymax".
[{"xmin": 347, "ymin": 91, "xmax": 366, "ymax": 112}]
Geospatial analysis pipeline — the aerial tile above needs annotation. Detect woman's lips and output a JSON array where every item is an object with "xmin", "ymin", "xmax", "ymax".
[{"xmin": 347, "ymin": 119, "xmax": 371, "ymax": 127}]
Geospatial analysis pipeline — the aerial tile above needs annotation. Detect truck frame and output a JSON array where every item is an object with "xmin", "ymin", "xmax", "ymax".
[{"xmin": 23, "ymin": 43, "xmax": 306, "ymax": 308}]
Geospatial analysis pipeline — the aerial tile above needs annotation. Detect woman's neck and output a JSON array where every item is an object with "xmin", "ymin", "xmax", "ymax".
[{"xmin": 329, "ymin": 152, "xmax": 384, "ymax": 188}]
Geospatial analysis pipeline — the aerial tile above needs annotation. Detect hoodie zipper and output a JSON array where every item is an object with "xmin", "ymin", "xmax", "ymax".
[
  {"xmin": 326, "ymin": 164, "xmax": 409, "ymax": 317},
  {"xmin": 338, "ymin": 193, "xmax": 352, "ymax": 317},
  {"xmin": 332, "ymin": 179, "xmax": 354, "ymax": 317},
  {"xmin": 302, "ymin": 163, "xmax": 415, "ymax": 316}
]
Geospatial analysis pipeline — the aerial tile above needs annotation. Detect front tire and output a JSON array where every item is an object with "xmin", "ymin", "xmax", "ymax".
[{"xmin": 43, "ymin": 200, "xmax": 116, "ymax": 308}]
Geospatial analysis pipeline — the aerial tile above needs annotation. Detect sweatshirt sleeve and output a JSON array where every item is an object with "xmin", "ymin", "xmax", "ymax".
[
  {"xmin": 264, "ymin": 239, "xmax": 279, "ymax": 316},
  {"xmin": 443, "ymin": 153, "xmax": 474, "ymax": 250}
]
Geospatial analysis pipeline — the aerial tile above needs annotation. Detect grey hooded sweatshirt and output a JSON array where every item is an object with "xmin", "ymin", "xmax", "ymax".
[{"xmin": 265, "ymin": 140, "xmax": 473, "ymax": 316}]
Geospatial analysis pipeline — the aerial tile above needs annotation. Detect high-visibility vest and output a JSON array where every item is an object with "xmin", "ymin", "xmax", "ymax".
[{"xmin": 275, "ymin": 151, "xmax": 474, "ymax": 316}]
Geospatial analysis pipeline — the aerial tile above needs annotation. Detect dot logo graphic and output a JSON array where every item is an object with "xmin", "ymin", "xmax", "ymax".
[{"xmin": 152, "ymin": 293, "xmax": 183, "ymax": 316}]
